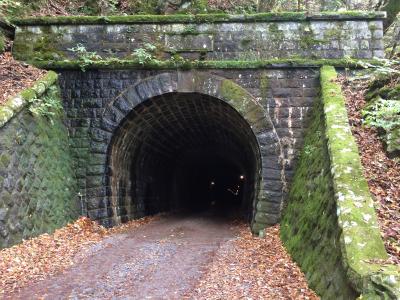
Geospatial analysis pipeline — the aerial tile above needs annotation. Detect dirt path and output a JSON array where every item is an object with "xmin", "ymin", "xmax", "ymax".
[
  {"xmin": 7, "ymin": 213, "xmax": 240, "ymax": 299},
  {"xmin": 5, "ymin": 212, "xmax": 317, "ymax": 299}
]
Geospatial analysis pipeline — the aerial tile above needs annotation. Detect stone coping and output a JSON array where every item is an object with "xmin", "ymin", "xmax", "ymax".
[
  {"xmin": 0, "ymin": 71, "xmax": 58, "ymax": 127},
  {"xmin": 320, "ymin": 65, "xmax": 400, "ymax": 297},
  {"xmin": 30, "ymin": 58, "xmax": 385, "ymax": 71},
  {"xmin": 11, "ymin": 11, "xmax": 386, "ymax": 26}
]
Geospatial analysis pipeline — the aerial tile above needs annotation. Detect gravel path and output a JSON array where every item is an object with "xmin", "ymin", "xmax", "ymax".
[
  {"xmin": 5, "ymin": 212, "xmax": 317, "ymax": 299},
  {"xmin": 7, "ymin": 213, "xmax": 239, "ymax": 299}
]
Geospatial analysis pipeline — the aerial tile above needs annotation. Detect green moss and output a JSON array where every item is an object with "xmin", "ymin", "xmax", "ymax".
[
  {"xmin": 10, "ymin": 11, "xmax": 386, "ymax": 26},
  {"xmin": 181, "ymin": 24, "xmax": 200, "ymax": 36},
  {"xmin": 268, "ymin": 23, "xmax": 284, "ymax": 40},
  {"xmin": 316, "ymin": 10, "xmax": 386, "ymax": 19},
  {"xmin": 0, "ymin": 75, "xmax": 79, "ymax": 249},
  {"xmin": 13, "ymin": 29, "xmax": 66, "ymax": 62},
  {"xmin": 0, "ymin": 71, "xmax": 58, "ymax": 128},
  {"xmin": 325, "ymin": 27, "xmax": 342, "ymax": 40},
  {"xmin": 0, "ymin": 31, "xmax": 5, "ymax": 54},
  {"xmin": 240, "ymin": 38, "xmax": 253, "ymax": 48},
  {"xmin": 220, "ymin": 79, "xmax": 254, "ymax": 114},
  {"xmin": 20, "ymin": 89, "xmax": 36, "ymax": 101},
  {"xmin": 386, "ymin": 85, "xmax": 400, "ymax": 99},
  {"xmin": 366, "ymin": 75, "xmax": 400, "ymax": 101},
  {"xmin": 25, "ymin": 58, "xmax": 386, "ymax": 71},
  {"xmin": 298, "ymin": 22, "xmax": 333, "ymax": 51},
  {"xmin": 281, "ymin": 93, "xmax": 357, "ymax": 299},
  {"xmin": 365, "ymin": 75, "xmax": 392, "ymax": 101},
  {"xmin": 281, "ymin": 66, "xmax": 400, "ymax": 299},
  {"xmin": 32, "ymin": 36, "xmax": 65, "ymax": 61},
  {"xmin": 300, "ymin": 31, "xmax": 324, "ymax": 50},
  {"xmin": 320, "ymin": 65, "xmax": 400, "ymax": 297}
]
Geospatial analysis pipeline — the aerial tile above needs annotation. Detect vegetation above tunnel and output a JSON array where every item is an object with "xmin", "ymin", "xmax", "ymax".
[
  {"xmin": 10, "ymin": 11, "xmax": 386, "ymax": 25},
  {"xmin": 25, "ymin": 58, "xmax": 388, "ymax": 71}
]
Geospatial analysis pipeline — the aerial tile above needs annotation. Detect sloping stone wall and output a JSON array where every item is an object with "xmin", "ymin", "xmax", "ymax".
[
  {"xmin": 0, "ymin": 72, "xmax": 79, "ymax": 248},
  {"xmin": 280, "ymin": 78, "xmax": 357, "ymax": 299},
  {"xmin": 281, "ymin": 66, "xmax": 400, "ymax": 299}
]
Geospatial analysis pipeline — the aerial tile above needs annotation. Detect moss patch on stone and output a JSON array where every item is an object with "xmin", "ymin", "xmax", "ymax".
[
  {"xmin": 0, "ymin": 76, "xmax": 79, "ymax": 249},
  {"xmin": 0, "ymin": 71, "xmax": 58, "ymax": 127},
  {"xmin": 322, "ymin": 65, "xmax": 399, "ymax": 296},
  {"xmin": 220, "ymin": 78, "xmax": 255, "ymax": 115},
  {"xmin": 10, "ymin": 11, "xmax": 386, "ymax": 26},
  {"xmin": 12, "ymin": 28, "xmax": 66, "ymax": 62},
  {"xmin": 280, "ymin": 92, "xmax": 357, "ymax": 299},
  {"xmin": 282, "ymin": 66, "xmax": 400, "ymax": 299},
  {"xmin": 24, "ymin": 58, "xmax": 386, "ymax": 71}
]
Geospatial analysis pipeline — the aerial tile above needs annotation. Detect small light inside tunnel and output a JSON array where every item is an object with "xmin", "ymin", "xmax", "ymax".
[
  {"xmin": 210, "ymin": 181, "xmax": 215, "ymax": 186},
  {"xmin": 240, "ymin": 175, "xmax": 245, "ymax": 180}
]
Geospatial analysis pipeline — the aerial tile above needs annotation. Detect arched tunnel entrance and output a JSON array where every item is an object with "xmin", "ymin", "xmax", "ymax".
[{"xmin": 108, "ymin": 92, "xmax": 261, "ymax": 224}]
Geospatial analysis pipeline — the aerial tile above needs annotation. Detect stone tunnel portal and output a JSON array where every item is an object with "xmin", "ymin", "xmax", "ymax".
[{"xmin": 108, "ymin": 92, "xmax": 261, "ymax": 224}]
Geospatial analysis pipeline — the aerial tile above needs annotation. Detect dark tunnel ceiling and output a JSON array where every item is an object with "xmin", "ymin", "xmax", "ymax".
[{"xmin": 112, "ymin": 92, "xmax": 261, "ymax": 167}]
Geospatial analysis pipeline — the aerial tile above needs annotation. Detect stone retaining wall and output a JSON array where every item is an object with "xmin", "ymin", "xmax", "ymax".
[
  {"xmin": 281, "ymin": 66, "xmax": 400, "ymax": 299},
  {"xmin": 0, "ymin": 72, "xmax": 79, "ymax": 248}
]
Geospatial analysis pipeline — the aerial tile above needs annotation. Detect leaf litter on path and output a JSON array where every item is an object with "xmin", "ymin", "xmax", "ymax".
[
  {"xmin": 0, "ymin": 216, "xmax": 156, "ymax": 296},
  {"xmin": 187, "ymin": 224, "xmax": 319, "ymax": 300}
]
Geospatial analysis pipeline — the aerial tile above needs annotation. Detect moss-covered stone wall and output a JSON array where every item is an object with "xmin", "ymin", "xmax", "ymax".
[
  {"xmin": 281, "ymin": 66, "xmax": 400, "ymax": 299},
  {"xmin": 0, "ymin": 72, "xmax": 79, "ymax": 249},
  {"xmin": 280, "ymin": 83, "xmax": 357, "ymax": 299},
  {"xmin": 11, "ymin": 12, "xmax": 385, "ymax": 64}
]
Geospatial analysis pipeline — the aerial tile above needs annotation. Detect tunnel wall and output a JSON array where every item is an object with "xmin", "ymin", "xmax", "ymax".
[
  {"xmin": 280, "ymin": 66, "xmax": 400, "ymax": 299},
  {"xmin": 58, "ymin": 68, "xmax": 319, "ymax": 230},
  {"xmin": 0, "ymin": 72, "xmax": 79, "ymax": 249}
]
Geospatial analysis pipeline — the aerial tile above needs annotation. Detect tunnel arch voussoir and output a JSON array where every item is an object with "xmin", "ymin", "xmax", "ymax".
[{"xmin": 100, "ymin": 70, "xmax": 282, "ymax": 233}]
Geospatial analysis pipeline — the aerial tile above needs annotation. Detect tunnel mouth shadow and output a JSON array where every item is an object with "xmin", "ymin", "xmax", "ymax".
[{"xmin": 107, "ymin": 92, "xmax": 262, "ymax": 225}]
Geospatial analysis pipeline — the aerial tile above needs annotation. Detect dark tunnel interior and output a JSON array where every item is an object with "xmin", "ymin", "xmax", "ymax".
[{"xmin": 109, "ymin": 93, "xmax": 261, "ymax": 223}]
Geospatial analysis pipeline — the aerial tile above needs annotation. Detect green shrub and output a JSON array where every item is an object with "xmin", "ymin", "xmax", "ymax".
[
  {"xmin": 67, "ymin": 43, "xmax": 101, "ymax": 71},
  {"xmin": 363, "ymin": 98, "xmax": 400, "ymax": 130},
  {"xmin": 362, "ymin": 97, "xmax": 400, "ymax": 153}
]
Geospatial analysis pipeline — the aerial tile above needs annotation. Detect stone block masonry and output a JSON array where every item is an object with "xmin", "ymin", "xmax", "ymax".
[
  {"xmin": 7, "ymin": 11, "xmax": 388, "ymax": 235},
  {"xmin": 58, "ymin": 68, "xmax": 319, "ymax": 230},
  {"xmin": 11, "ymin": 12, "xmax": 386, "ymax": 63},
  {"xmin": 1, "ymin": 12, "xmax": 397, "ymax": 299},
  {"xmin": 0, "ymin": 72, "xmax": 79, "ymax": 248},
  {"xmin": 281, "ymin": 66, "xmax": 400, "ymax": 299}
]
